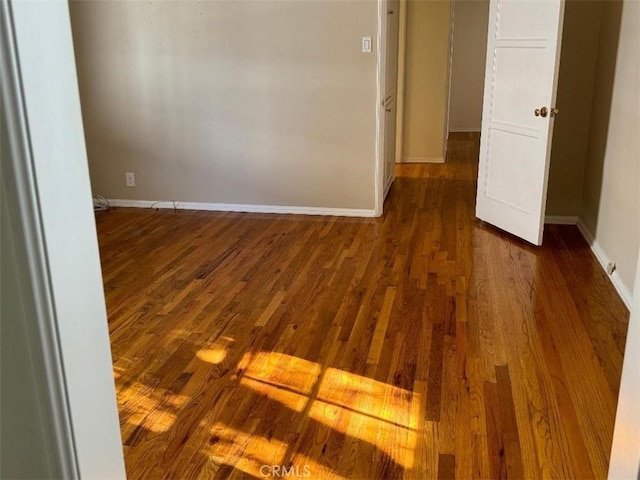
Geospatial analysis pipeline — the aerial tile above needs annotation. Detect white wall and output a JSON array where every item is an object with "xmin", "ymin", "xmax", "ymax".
[
  {"xmin": 580, "ymin": 0, "xmax": 639, "ymax": 298},
  {"xmin": 559, "ymin": 6, "xmax": 640, "ymax": 471},
  {"xmin": 69, "ymin": 0, "xmax": 378, "ymax": 211},
  {"xmin": 609, "ymin": 251, "xmax": 640, "ymax": 479},
  {"xmin": 448, "ymin": 0, "xmax": 489, "ymax": 133}
]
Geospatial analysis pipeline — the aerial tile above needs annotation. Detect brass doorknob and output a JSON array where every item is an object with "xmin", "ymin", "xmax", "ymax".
[
  {"xmin": 550, "ymin": 107, "xmax": 559, "ymax": 117},
  {"xmin": 534, "ymin": 106, "xmax": 548, "ymax": 118}
]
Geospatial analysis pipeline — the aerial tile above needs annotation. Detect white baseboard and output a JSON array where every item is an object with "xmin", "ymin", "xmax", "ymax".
[
  {"xmin": 104, "ymin": 199, "xmax": 377, "ymax": 218},
  {"xmin": 543, "ymin": 215, "xmax": 632, "ymax": 309},
  {"xmin": 576, "ymin": 218, "xmax": 633, "ymax": 310},
  {"xmin": 402, "ymin": 157, "xmax": 445, "ymax": 164},
  {"xmin": 544, "ymin": 215, "xmax": 579, "ymax": 225}
]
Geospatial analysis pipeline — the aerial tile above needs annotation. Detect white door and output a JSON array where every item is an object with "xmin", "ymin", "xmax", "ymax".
[{"xmin": 476, "ymin": 0, "xmax": 565, "ymax": 245}]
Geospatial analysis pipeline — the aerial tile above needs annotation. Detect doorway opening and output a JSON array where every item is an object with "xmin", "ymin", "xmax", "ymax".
[{"xmin": 386, "ymin": 0, "xmax": 625, "ymax": 249}]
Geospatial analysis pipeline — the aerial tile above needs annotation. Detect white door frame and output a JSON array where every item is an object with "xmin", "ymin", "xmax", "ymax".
[
  {"xmin": 1, "ymin": 2, "xmax": 76, "ymax": 476},
  {"xmin": 443, "ymin": 0, "xmax": 456, "ymax": 159},
  {"xmin": 1, "ymin": 1, "xmax": 126, "ymax": 477},
  {"xmin": 394, "ymin": 0, "xmax": 408, "ymax": 166},
  {"xmin": 375, "ymin": 0, "xmax": 388, "ymax": 216},
  {"xmin": 388, "ymin": 0, "xmax": 454, "ymax": 168}
]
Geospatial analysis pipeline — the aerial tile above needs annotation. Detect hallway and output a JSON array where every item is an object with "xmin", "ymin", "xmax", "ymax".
[{"xmin": 97, "ymin": 133, "xmax": 629, "ymax": 479}]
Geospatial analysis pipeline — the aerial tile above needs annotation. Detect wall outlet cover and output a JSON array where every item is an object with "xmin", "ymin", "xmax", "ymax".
[{"xmin": 125, "ymin": 172, "xmax": 136, "ymax": 187}]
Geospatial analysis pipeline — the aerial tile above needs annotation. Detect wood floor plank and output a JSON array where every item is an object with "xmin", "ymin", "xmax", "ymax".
[
  {"xmin": 495, "ymin": 366, "xmax": 525, "ymax": 480},
  {"xmin": 254, "ymin": 291, "xmax": 287, "ymax": 327},
  {"xmin": 366, "ymin": 287, "xmax": 397, "ymax": 365},
  {"xmin": 437, "ymin": 453, "xmax": 456, "ymax": 480},
  {"xmin": 97, "ymin": 132, "xmax": 629, "ymax": 479}
]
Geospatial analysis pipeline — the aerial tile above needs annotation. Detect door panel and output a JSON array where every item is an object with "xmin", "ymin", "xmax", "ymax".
[
  {"xmin": 476, "ymin": 0, "xmax": 565, "ymax": 245},
  {"xmin": 496, "ymin": 1, "xmax": 561, "ymax": 40},
  {"xmin": 485, "ymin": 128, "xmax": 539, "ymax": 211},
  {"xmin": 492, "ymin": 48, "xmax": 553, "ymax": 128}
]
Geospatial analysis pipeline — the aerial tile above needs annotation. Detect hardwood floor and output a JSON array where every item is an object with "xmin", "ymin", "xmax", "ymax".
[{"xmin": 96, "ymin": 133, "xmax": 629, "ymax": 479}]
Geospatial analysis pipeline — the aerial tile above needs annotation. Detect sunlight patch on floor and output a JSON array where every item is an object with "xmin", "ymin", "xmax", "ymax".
[
  {"xmin": 205, "ymin": 423, "xmax": 346, "ymax": 479},
  {"xmin": 197, "ymin": 336, "xmax": 235, "ymax": 364},
  {"xmin": 118, "ymin": 381, "xmax": 188, "ymax": 434},
  {"xmin": 234, "ymin": 351, "xmax": 420, "ymax": 470},
  {"xmin": 238, "ymin": 351, "xmax": 322, "ymax": 395}
]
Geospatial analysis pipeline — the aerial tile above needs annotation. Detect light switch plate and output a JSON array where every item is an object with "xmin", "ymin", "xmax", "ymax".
[{"xmin": 362, "ymin": 36, "xmax": 372, "ymax": 53}]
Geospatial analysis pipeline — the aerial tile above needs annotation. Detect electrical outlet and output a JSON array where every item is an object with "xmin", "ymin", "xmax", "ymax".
[
  {"xmin": 125, "ymin": 172, "xmax": 136, "ymax": 187},
  {"xmin": 606, "ymin": 262, "xmax": 616, "ymax": 275}
]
